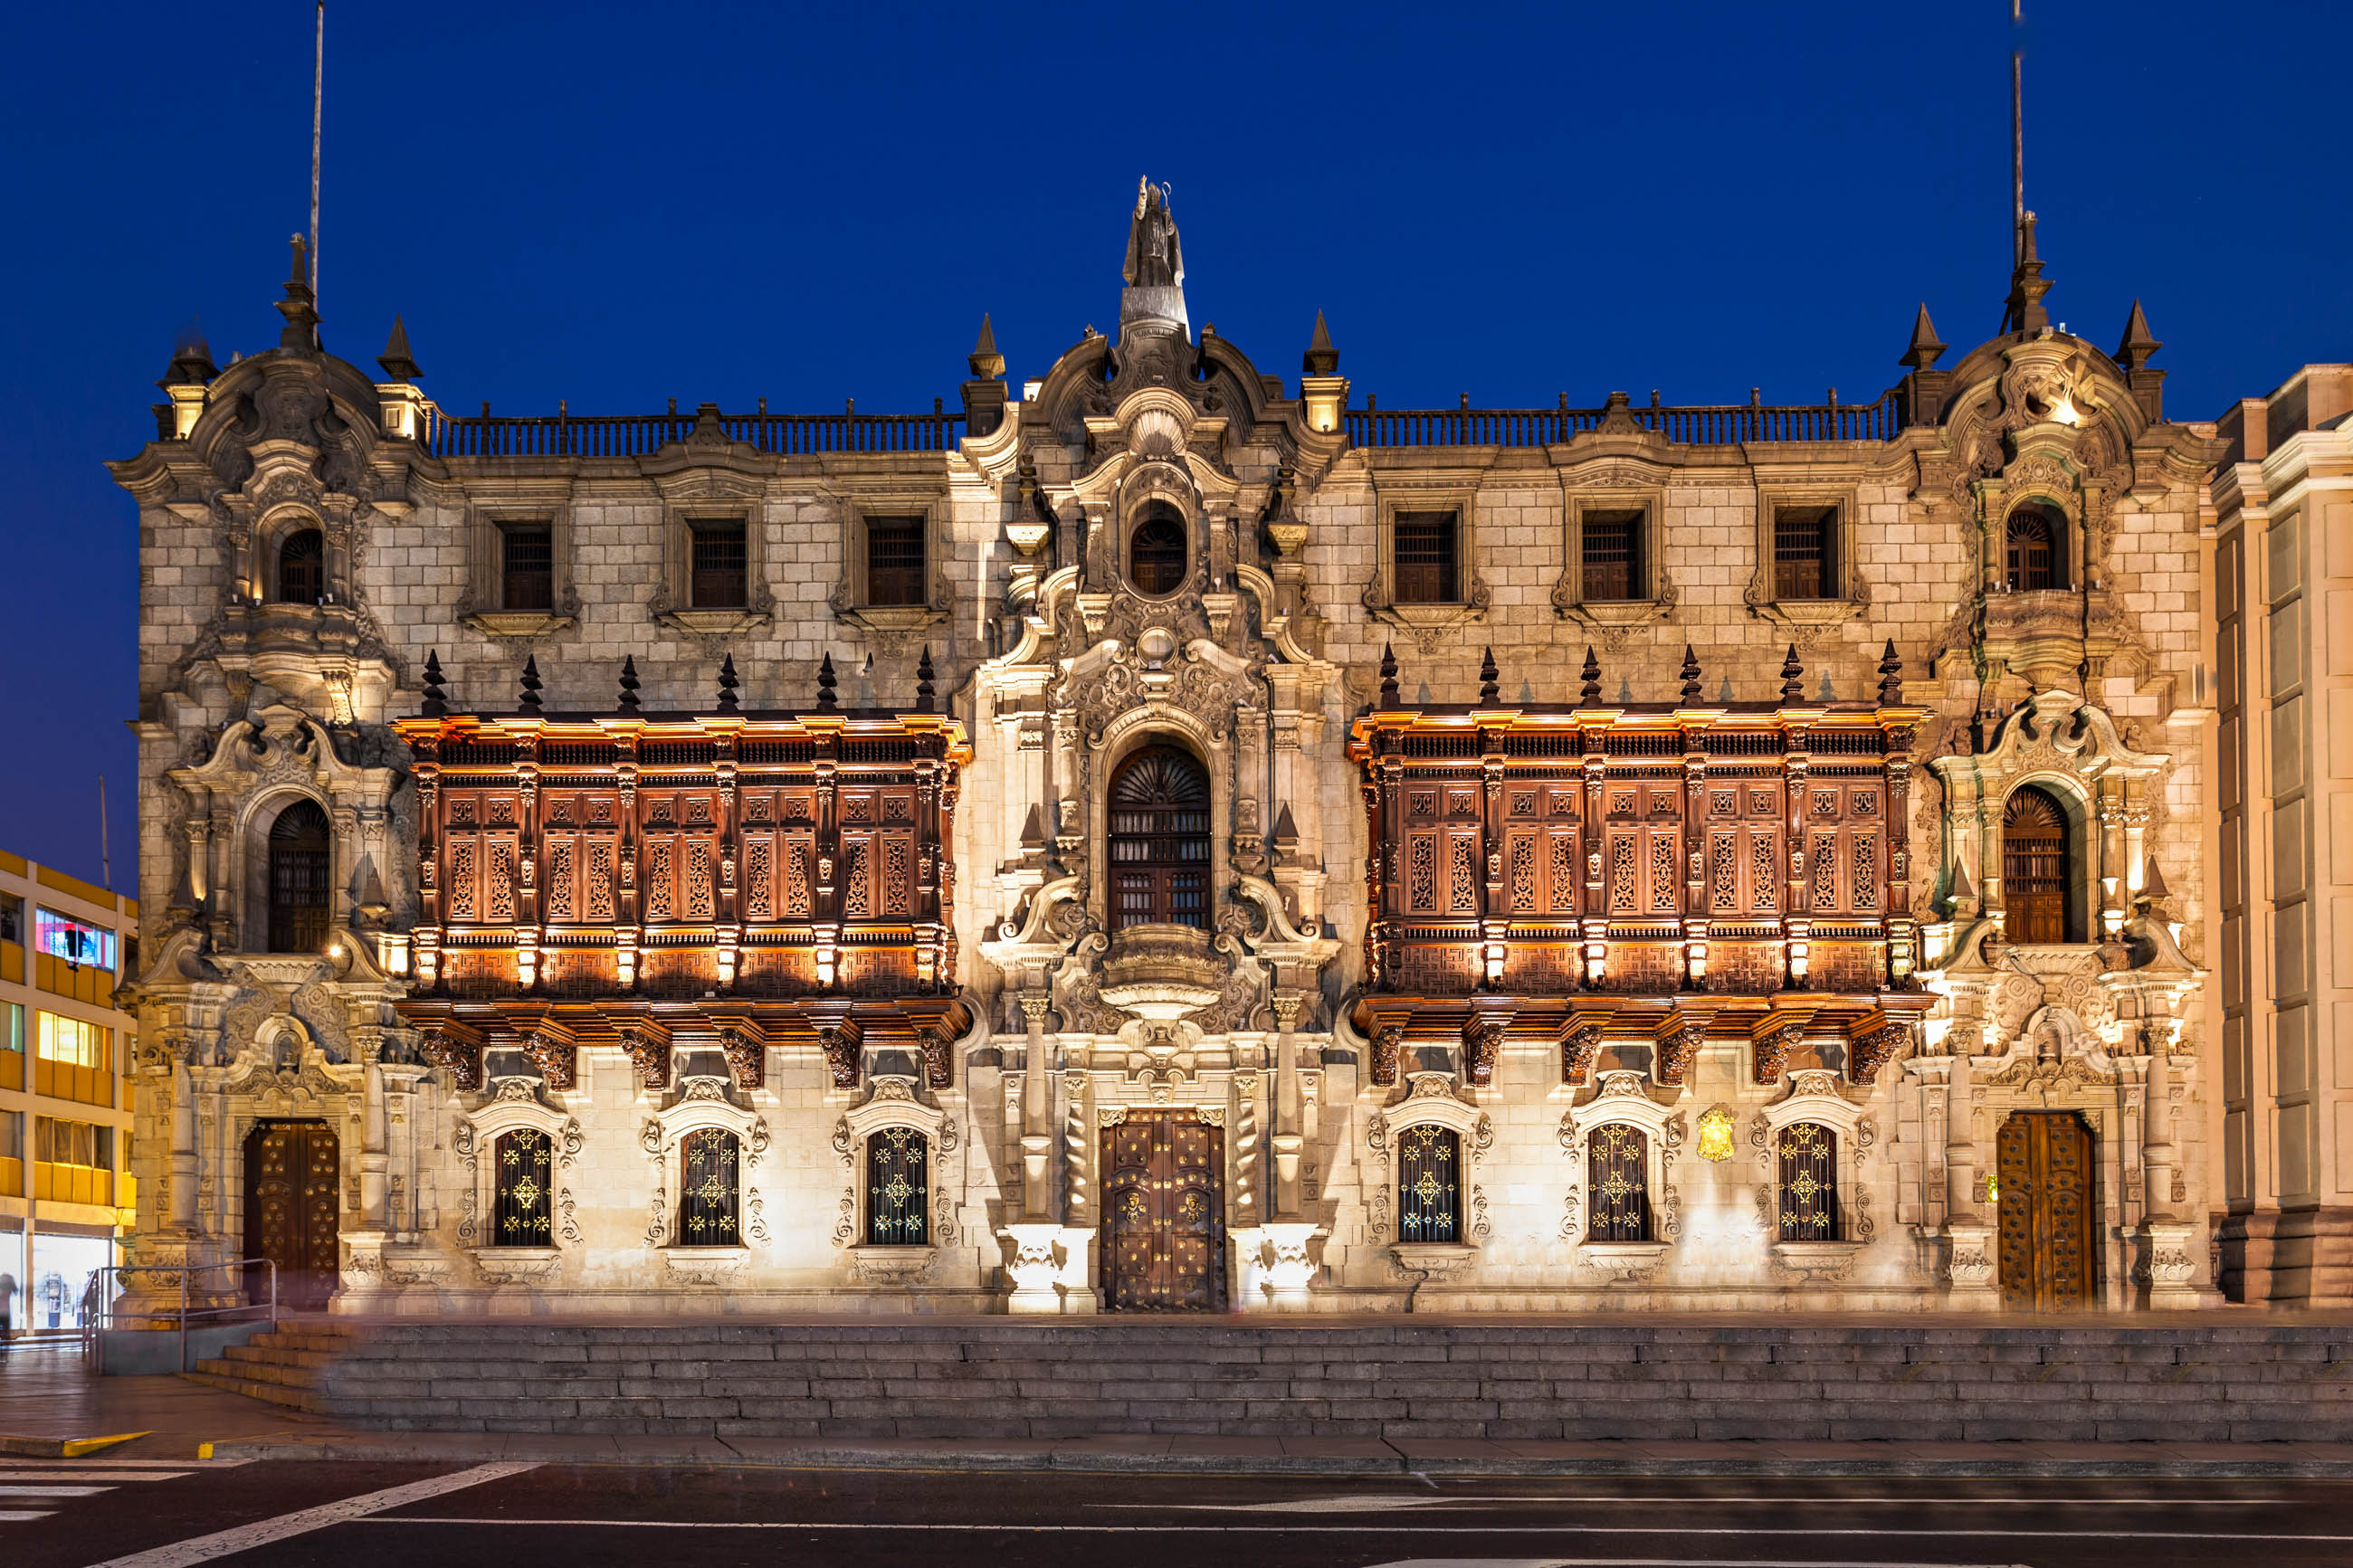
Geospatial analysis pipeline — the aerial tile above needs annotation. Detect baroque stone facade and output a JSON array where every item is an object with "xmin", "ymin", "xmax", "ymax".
[{"xmin": 111, "ymin": 194, "xmax": 2227, "ymax": 1315}]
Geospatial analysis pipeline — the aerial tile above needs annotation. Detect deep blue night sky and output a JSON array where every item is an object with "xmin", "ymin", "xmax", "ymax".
[{"xmin": 2, "ymin": 1, "xmax": 2347, "ymax": 889}]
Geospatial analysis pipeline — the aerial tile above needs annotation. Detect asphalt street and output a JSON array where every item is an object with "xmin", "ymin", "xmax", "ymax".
[{"xmin": 11, "ymin": 1457, "xmax": 2353, "ymax": 1568}]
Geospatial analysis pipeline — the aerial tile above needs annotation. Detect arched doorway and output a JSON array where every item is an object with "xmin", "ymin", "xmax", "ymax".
[
  {"xmin": 243, "ymin": 1121, "xmax": 342, "ymax": 1310},
  {"xmin": 2001, "ymin": 785, "xmax": 2072, "ymax": 944},
  {"xmin": 267, "ymin": 800, "xmax": 333, "ymax": 953},
  {"xmin": 1995, "ymin": 1111, "xmax": 2095, "ymax": 1311},
  {"xmin": 1108, "ymin": 746, "xmax": 1210, "ymax": 929}
]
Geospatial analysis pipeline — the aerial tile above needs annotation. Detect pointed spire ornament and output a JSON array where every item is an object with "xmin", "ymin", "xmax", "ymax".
[
  {"xmin": 1877, "ymin": 638, "xmax": 1904, "ymax": 707},
  {"xmin": 1377, "ymin": 642, "xmax": 1400, "ymax": 708},
  {"xmin": 2001, "ymin": 210, "xmax": 2053, "ymax": 335},
  {"xmin": 1899, "ymin": 302, "xmax": 1945, "ymax": 371},
  {"xmin": 275, "ymin": 233, "xmax": 320, "ymax": 352},
  {"xmin": 616, "ymin": 655, "xmax": 642, "ymax": 713},
  {"xmin": 715, "ymin": 653, "xmax": 739, "ymax": 713},
  {"xmin": 420, "ymin": 650, "xmax": 447, "ymax": 718},
  {"xmin": 816, "ymin": 652, "xmax": 839, "ymax": 713},
  {"xmin": 1778, "ymin": 644, "xmax": 1806, "ymax": 706},
  {"xmin": 1949, "ymin": 859, "xmax": 1977, "ymax": 906},
  {"xmin": 1478, "ymin": 646, "xmax": 1500, "ymax": 705},
  {"xmin": 377, "ymin": 315, "xmax": 422, "ymax": 381},
  {"xmin": 2115, "ymin": 298, "xmax": 2161, "ymax": 371},
  {"xmin": 519, "ymin": 654, "xmax": 543, "ymax": 714},
  {"xmin": 1679, "ymin": 644, "xmax": 1703, "ymax": 706},
  {"xmin": 1579, "ymin": 646, "xmax": 1603, "ymax": 707},
  {"xmin": 968, "ymin": 314, "xmax": 1005, "ymax": 379},
  {"xmin": 1302, "ymin": 309, "xmax": 1338, "ymax": 375},
  {"xmin": 160, "ymin": 319, "xmax": 216, "ymax": 386},
  {"xmin": 2140, "ymin": 854, "xmax": 2171, "ymax": 902},
  {"xmin": 915, "ymin": 646, "xmax": 937, "ymax": 714}
]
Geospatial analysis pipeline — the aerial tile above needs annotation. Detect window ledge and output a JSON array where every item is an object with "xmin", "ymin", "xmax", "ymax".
[
  {"xmin": 1388, "ymin": 1240, "xmax": 1478, "ymax": 1282},
  {"xmin": 1550, "ymin": 585, "xmax": 1678, "ymax": 651},
  {"xmin": 657, "ymin": 608, "xmax": 772, "ymax": 639},
  {"xmin": 1769, "ymin": 1238, "xmax": 1864, "ymax": 1285},
  {"xmin": 1576, "ymin": 1239, "xmax": 1670, "ymax": 1285},
  {"xmin": 845, "ymin": 1243, "xmax": 939, "ymax": 1285},
  {"xmin": 462, "ymin": 611, "xmax": 577, "ymax": 640},
  {"xmin": 1365, "ymin": 587, "xmax": 1491, "ymax": 656},
  {"xmin": 834, "ymin": 603, "xmax": 947, "ymax": 655},
  {"xmin": 469, "ymin": 1244, "xmax": 563, "ymax": 1286},
  {"xmin": 659, "ymin": 1243, "xmax": 749, "ymax": 1286},
  {"xmin": 1746, "ymin": 596, "xmax": 1867, "ymax": 646}
]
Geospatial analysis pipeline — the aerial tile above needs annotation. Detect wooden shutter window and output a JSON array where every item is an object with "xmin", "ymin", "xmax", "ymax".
[
  {"xmin": 500, "ymin": 525, "xmax": 554, "ymax": 611},
  {"xmin": 1391, "ymin": 511, "xmax": 1459, "ymax": 603},
  {"xmin": 1773, "ymin": 506, "xmax": 1835, "ymax": 600},
  {"xmin": 276, "ymin": 528, "xmax": 324, "ymax": 603},
  {"xmin": 2001, "ymin": 785, "xmax": 2070, "ymax": 943},
  {"xmin": 864, "ymin": 516, "xmax": 927, "ymax": 607},
  {"xmin": 690, "ymin": 520, "xmax": 748, "ymax": 608},
  {"xmin": 1108, "ymin": 746, "xmax": 1211, "ymax": 929},
  {"xmin": 2005, "ymin": 504, "xmax": 2063, "ymax": 591},
  {"xmin": 267, "ymin": 799, "xmax": 332, "ymax": 954},
  {"xmin": 1580, "ymin": 508, "xmax": 1643, "ymax": 602},
  {"xmin": 1129, "ymin": 504, "xmax": 1187, "ymax": 594}
]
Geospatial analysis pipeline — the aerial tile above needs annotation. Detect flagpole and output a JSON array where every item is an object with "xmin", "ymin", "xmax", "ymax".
[
  {"xmin": 2010, "ymin": 0, "xmax": 2024, "ymax": 263},
  {"xmin": 310, "ymin": 3, "xmax": 324, "ymax": 307}
]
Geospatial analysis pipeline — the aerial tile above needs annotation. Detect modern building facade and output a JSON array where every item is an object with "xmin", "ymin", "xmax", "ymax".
[
  {"xmin": 2211, "ymin": 364, "xmax": 2353, "ymax": 1305},
  {"xmin": 113, "ymin": 190, "xmax": 2232, "ymax": 1316},
  {"xmin": 0, "ymin": 851, "xmax": 138, "ymax": 1335}
]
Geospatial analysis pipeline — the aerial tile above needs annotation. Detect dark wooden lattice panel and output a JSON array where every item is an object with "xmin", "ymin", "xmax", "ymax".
[
  {"xmin": 679, "ymin": 1128, "xmax": 741, "ymax": 1246},
  {"xmin": 493, "ymin": 1128, "xmax": 554, "ymax": 1246},
  {"xmin": 1397, "ymin": 1125, "xmax": 1462, "ymax": 1242},
  {"xmin": 864, "ymin": 1127, "xmax": 929, "ymax": 1245},
  {"xmin": 1109, "ymin": 747, "xmax": 1212, "ymax": 929},
  {"xmin": 1776, "ymin": 1121, "xmax": 1838, "ymax": 1240},
  {"xmin": 1586, "ymin": 1124, "xmax": 1650, "ymax": 1241}
]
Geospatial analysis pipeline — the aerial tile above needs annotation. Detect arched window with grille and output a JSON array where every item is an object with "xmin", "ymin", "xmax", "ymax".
[
  {"xmin": 2004, "ymin": 501, "xmax": 2068, "ymax": 592},
  {"xmin": 2002, "ymin": 784, "xmax": 2072, "ymax": 943},
  {"xmin": 1397, "ymin": 1125, "xmax": 1462, "ymax": 1242},
  {"xmin": 865, "ymin": 1127, "xmax": 929, "ymax": 1245},
  {"xmin": 1128, "ymin": 501, "xmax": 1188, "ymax": 595},
  {"xmin": 276, "ymin": 528, "xmax": 325, "ymax": 603},
  {"xmin": 679, "ymin": 1128, "xmax": 741, "ymax": 1246},
  {"xmin": 1586, "ymin": 1124, "xmax": 1651, "ymax": 1241},
  {"xmin": 1775, "ymin": 1122, "xmax": 1838, "ymax": 1240},
  {"xmin": 1108, "ymin": 746, "xmax": 1210, "ymax": 929},
  {"xmin": 493, "ymin": 1128, "xmax": 554, "ymax": 1246},
  {"xmin": 266, "ymin": 799, "xmax": 332, "ymax": 953}
]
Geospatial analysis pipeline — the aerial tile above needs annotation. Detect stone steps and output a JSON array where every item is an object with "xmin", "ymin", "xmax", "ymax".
[
  {"xmin": 181, "ymin": 1320, "xmax": 363, "ymax": 1413},
  {"xmin": 285, "ymin": 1320, "xmax": 2353, "ymax": 1443}
]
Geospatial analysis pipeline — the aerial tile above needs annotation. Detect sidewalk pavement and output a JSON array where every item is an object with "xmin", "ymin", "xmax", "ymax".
[{"xmin": 12, "ymin": 1339, "xmax": 2353, "ymax": 1478}]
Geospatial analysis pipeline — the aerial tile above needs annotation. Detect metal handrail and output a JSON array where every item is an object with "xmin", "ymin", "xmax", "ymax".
[{"xmin": 81, "ymin": 1259, "xmax": 277, "ymax": 1376}]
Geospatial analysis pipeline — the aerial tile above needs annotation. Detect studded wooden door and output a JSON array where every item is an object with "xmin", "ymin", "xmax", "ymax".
[
  {"xmin": 1100, "ymin": 1110, "xmax": 1226, "ymax": 1311},
  {"xmin": 243, "ymin": 1121, "xmax": 341, "ymax": 1310},
  {"xmin": 1996, "ymin": 1111, "xmax": 2095, "ymax": 1311}
]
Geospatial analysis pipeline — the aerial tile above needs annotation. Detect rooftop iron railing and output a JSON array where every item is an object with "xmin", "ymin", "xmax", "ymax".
[
  {"xmin": 422, "ymin": 401, "xmax": 966, "ymax": 459},
  {"xmin": 1344, "ymin": 391, "xmax": 1902, "ymax": 447}
]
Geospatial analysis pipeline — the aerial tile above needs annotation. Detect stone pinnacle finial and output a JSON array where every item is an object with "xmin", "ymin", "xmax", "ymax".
[
  {"xmin": 1679, "ymin": 645, "xmax": 1703, "ymax": 706},
  {"xmin": 2002, "ymin": 210, "xmax": 2053, "ymax": 335},
  {"xmin": 420, "ymin": 651, "xmax": 447, "ymax": 718},
  {"xmin": 2140, "ymin": 854, "xmax": 2171, "ymax": 902},
  {"xmin": 617, "ymin": 655, "xmax": 642, "ymax": 713},
  {"xmin": 1900, "ymin": 302, "xmax": 1945, "ymax": 371},
  {"xmin": 276, "ymin": 234, "xmax": 320, "ymax": 352},
  {"xmin": 161, "ymin": 318, "xmax": 216, "ymax": 387},
  {"xmin": 1778, "ymin": 644, "xmax": 1806, "ymax": 706},
  {"xmin": 2115, "ymin": 298, "xmax": 2161, "ymax": 371},
  {"xmin": 1377, "ymin": 642, "xmax": 1400, "ymax": 708},
  {"xmin": 1877, "ymin": 638, "xmax": 1904, "ymax": 707},
  {"xmin": 915, "ymin": 646, "xmax": 937, "ymax": 714},
  {"xmin": 968, "ymin": 314, "xmax": 1005, "ymax": 379},
  {"xmin": 716, "ymin": 653, "xmax": 740, "ymax": 714},
  {"xmin": 1303, "ymin": 309, "xmax": 1338, "ymax": 375},
  {"xmin": 377, "ymin": 315, "xmax": 422, "ymax": 381},
  {"xmin": 816, "ymin": 652, "xmax": 839, "ymax": 713},
  {"xmin": 519, "ymin": 655, "xmax": 543, "ymax": 714},
  {"xmin": 1479, "ymin": 647, "xmax": 1500, "ymax": 705},
  {"xmin": 1579, "ymin": 647, "xmax": 1603, "ymax": 707}
]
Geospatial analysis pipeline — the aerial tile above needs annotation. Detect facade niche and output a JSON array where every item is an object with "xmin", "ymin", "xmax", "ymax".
[
  {"xmin": 265, "ymin": 798, "xmax": 332, "ymax": 954},
  {"xmin": 276, "ymin": 527, "xmax": 324, "ymax": 603}
]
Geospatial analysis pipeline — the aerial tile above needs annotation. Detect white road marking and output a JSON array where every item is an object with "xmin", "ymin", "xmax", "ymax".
[
  {"xmin": 361, "ymin": 1516, "xmax": 2353, "ymax": 1542},
  {"xmin": 0, "ymin": 1471, "xmax": 186, "ymax": 1482},
  {"xmin": 0, "ymin": 1510, "xmax": 54, "ymax": 1522},
  {"xmin": 0, "ymin": 1486, "xmax": 110, "ymax": 1497},
  {"xmin": 1096, "ymin": 1493, "xmax": 2293, "ymax": 1512},
  {"xmin": 83, "ymin": 1463, "xmax": 538, "ymax": 1567}
]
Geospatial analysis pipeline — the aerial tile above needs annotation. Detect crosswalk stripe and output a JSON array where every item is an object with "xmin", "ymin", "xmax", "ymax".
[
  {"xmin": 0, "ymin": 1511, "xmax": 55, "ymax": 1522},
  {"xmin": 0, "ymin": 1472, "xmax": 185, "ymax": 1482},
  {"xmin": 0, "ymin": 1487, "xmax": 110, "ymax": 1497}
]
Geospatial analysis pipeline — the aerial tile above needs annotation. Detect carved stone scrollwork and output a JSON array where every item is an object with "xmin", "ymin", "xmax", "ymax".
[
  {"xmin": 519, "ymin": 1025, "xmax": 576, "ymax": 1091},
  {"xmin": 419, "ymin": 1026, "xmax": 481, "ymax": 1092},
  {"xmin": 1754, "ymin": 1023, "xmax": 1801, "ymax": 1086},
  {"xmin": 619, "ymin": 1022, "xmax": 671, "ymax": 1090},
  {"xmin": 1371, "ymin": 1026, "xmax": 1401, "ymax": 1088},
  {"xmin": 1462, "ymin": 1017, "xmax": 1505, "ymax": 1087},
  {"xmin": 1655, "ymin": 1027, "xmax": 1694, "ymax": 1088},
  {"xmin": 1559, "ymin": 1023, "xmax": 1600, "ymax": 1086},
  {"xmin": 719, "ymin": 1024, "xmax": 767, "ymax": 1091},
  {"xmin": 818, "ymin": 1023, "xmax": 860, "ymax": 1089},
  {"xmin": 1849, "ymin": 1022, "xmax": 1906, "ymax": 1086}
]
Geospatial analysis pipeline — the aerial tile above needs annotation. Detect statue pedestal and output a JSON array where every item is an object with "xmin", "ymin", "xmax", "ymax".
[
  {"xmin": 1944, "ymin": 1221, "xmax": 2000, "ymax": 1310},
  {"xmin": 2143, "ymin": 1221, "xmax": 2213, "ymax": 1309},
  {"xmin": 1258, "ymin": 1222, "xmax": 1321, "ymax": 1310},
  {"xmin": 998, "ymin": 1224, "xmax": 1064, "ymax": 1315},
  {"xmin": 1054, "ymin": 1227, "xmax": 1099, "ymax": 1314}
]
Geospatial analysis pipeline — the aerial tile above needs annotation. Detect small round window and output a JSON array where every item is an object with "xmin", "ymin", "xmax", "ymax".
[{"xmin": 1128, "ymin": 502, "xmax": 1187, "ymax": 595}]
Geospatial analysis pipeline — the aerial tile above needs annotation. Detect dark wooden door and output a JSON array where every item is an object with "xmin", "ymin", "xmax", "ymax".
[
  {"xmin": 1100, "ymin": 1110, "xmax": 1226, "ymax": 1311},
  {"xmin": 243, "ymin": 1121, "xmax": 341, "ymax": 1310},
  {"xmin": 1996, "ymin": 1111, "xmax": 2096, "ymax": 1310}
]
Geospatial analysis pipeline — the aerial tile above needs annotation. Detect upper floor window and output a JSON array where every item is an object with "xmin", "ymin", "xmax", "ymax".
[
  {"xmin": 2001, "ymin": 784, "xmax": 2072, "ymax": 943},
  {"xmin": 2005, "ymin": 502, "xmax": 2067, "ymax": 592},
  {"xmin": 865, "ymin": 1128, "xmax": 929, "ymax": 1245},
  {"xmin": 0, "ymin": 893, "xmax": 23, "ymax": 946},
  {"xmin": 1581, "ymin": 508, "xmax": 1645, "ymax": 602},
  {"xmin": 1108, "ymin": 746, "xmax": 1210, "ymax": 930},
  {"xmin": 35, "ymin": 1012, "xmax": 106, "ymax": 1069},
  {"xmin": 1128, "ymin": 502, "xmax": 1187, "ymax": 595},
  {"xmin": 1392, "ymin": 511, "xmax": 1460, "ymax": 603},
  {"xmin": 1397, "ymin": 1125, "xmax": 1462, "ymax": 1242},
  {"xmin": 275, "ymin": 528, "xmax": 324, "ymax": 603},
  {"xmin": 689, "ymin": 519, "xmax": 748, "ymax": 609},
  {"xmin": 34, "ymin": 1117, "xmax": 111, "ymax": 1170},
  {"xmin": 500, "ymin": 525, "xmax": 554, "ymax": 612},
  {"xmin": 33, "ymin": 908, "xmax": 113, "ymax": 971},
  {"xmin": 267, "ymin": 799, "xmax": 333, "ymax": 954},
  {"xmin": 1775, "ymin": 1122, "xmax": 1838, "ymax": 1240},
  {"xmin": 864, "ymin": 517, "xmax": 927, "ymax": 607},
  {"xmin": 1773, "ymin": 505, "xmax": 1838, "ymax": 600}
]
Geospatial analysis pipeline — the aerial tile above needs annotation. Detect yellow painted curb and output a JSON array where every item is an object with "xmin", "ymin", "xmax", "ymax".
[
  {"xmin": 197, "ymin": 1442, "xmax": 212, "ymax": 1459},
  {"xmin": 0, "ymin": 1430, "xmax": 150, "ymax": 1459}
]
